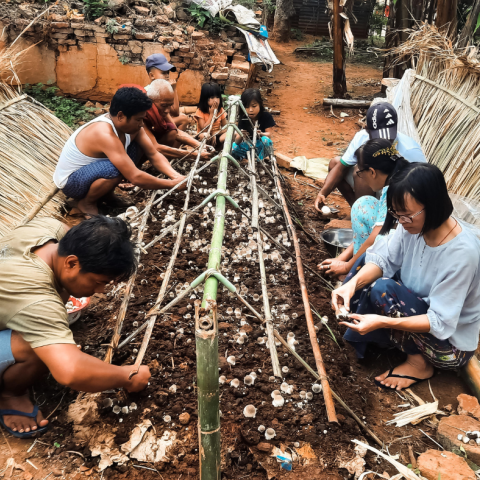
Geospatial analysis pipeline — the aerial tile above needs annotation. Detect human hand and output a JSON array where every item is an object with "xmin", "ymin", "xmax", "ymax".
[
  {"xmin": 319, "ymin": 258, "xmax": 350, "ymax": 277},
  {"xmin": 124, "ymin": 365, "xmax": 151, "ymax": 392},
  {"xmin": 200, "ymin": 148, "xmax": 215, "ymax": 160},
  {"xmin": 338, "ymin": 313, "xmax": 385, "ymax": 335},
  {"xmin": 314, "ymin": 192, "xmax": 326, "ymax": 212},
  {"xmin": 171, "ymin": 175, "xmax": 187, "ymax": 191},
  {"xmin": 331, "ymin": 281, "xmax": 357, "ymax": 313}
]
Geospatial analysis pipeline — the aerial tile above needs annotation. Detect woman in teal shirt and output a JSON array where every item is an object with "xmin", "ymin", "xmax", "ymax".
[{"xmin": 319, "ymin": 139, "xmax": 409, "ymax": 277}]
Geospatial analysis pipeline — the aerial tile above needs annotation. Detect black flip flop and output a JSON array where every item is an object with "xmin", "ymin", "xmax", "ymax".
[{"xmin": 374, "ymin": 367, "xmax": 434, "ymax": 390}]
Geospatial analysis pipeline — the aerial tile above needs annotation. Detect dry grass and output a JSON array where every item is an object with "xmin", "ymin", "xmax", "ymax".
[
  {"xmin": 389, "ymin": 24, "xmax": 480, "ymax": 200},
  {"xmin": 0, "ymin": 45, "xmax": 71, "ymax": 237}
]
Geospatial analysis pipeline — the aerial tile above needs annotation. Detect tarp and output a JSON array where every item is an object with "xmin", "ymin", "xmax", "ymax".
[
  {"xmin": 223, "ymin": 4, "xmax": 260, "ymax": 28},
  {"xmin": 237, "ymin": 27, "xmax": 280, "ymax": 72}
]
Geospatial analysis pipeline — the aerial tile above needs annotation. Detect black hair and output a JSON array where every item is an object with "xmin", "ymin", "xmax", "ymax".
[
  {"xmin": 356, "ymin": 138, "xmax": 409, "ymax": 184},
  {"xmin": 110, "ymin": 87, "xmax": 152, "ymax": 119},
  {"xmin": 58, "ymin": 216, "xmax": 137, "ymax": 281},
  {"xmin": 240, "ymin": 88, "xmax": 264, "ymax": 113},
  {"xmin": 379, "ymin": 163, "xmax": 453, "ymax": 236},
  {"xmin": 198, "ymin": 82, "xmax": 223, "ymax": 114}
]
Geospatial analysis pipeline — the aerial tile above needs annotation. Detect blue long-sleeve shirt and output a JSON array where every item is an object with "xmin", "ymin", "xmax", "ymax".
[{"xmin": 365, "ymin": 223, "xmax": 480, "ymax": 351}]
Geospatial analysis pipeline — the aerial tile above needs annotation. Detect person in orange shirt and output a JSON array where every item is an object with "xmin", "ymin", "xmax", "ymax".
[{"xmin": 194, "ymin": 83, "xmax": 228, "ymax": 149}]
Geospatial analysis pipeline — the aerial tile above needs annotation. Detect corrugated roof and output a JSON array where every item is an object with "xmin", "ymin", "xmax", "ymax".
[{"xmin": 292, "ymin": 0, "xmax": 375, "ymax": 38}]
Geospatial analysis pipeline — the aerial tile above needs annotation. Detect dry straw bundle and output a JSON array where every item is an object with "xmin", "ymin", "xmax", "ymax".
[
  {"xmin": 389, "ymin": 24, "xmax": 480, "ymax": 201},
  {"xmin": 0, "ymin": 45, "xmax": 71, "ymax": 237}
]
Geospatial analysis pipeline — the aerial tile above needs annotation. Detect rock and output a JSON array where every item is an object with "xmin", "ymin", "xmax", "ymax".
[
  {"xmin": 186, "ymin": 26, "xmax": 195, "ymax": 34},
  {"xmin": 135, "ymin": 32, "xmax": 155, "ymax": 40},
  {"xmin": 164, "ymin": 5, "xmax": 175, "ymax": 19},
  {"xmin": 50, "ymin": 14, "xmax": 68, "ymax": 21},
  {"xmin": 179, "ymin": 412, "xmax": 190, "ymax": 425},
  {"xmin": 176, "ymin": 69, "xmax": 204, "ymax": 104},
  {"xmin": 231, "ymin": 60, "xmax": 250, "ymax": 73},
  {"xmin": 257, "ymin": 442, "xmax": 273, "ymax": 453},
  {"xmin": 135, "ymin": 6, "xmax": 150, "ymax": 15},
  {"xmin": 52, "ymin": 22, "xmax": 70, "ymax": 29},
  {"xmin": 107, "ymin": 0, "xmax": 132, "ymax": 11},
  {"xmin": 458, "ymin": 394, "xmax": 480, "ymax": 420},
  {"xmin": 156, "ymin": 15, "xmax": 170, "ymax": 25},
  {"xmin": 192, "ymin": 31, "xmax": 204, "ymax": 40},
  {"xmin": 418, "ymin": 450, "xmax": 475, "ymax": 480},
  {"xmin": 52, "ymin": 469, "xmax": 63, "ymax": 477},
  {"xmin": 211, "ymin": 72, "xmax": 228, "ymax": 81},
  {"xmin": 437, "ymin": 415, "xmax": 480, "ymax": 465}
]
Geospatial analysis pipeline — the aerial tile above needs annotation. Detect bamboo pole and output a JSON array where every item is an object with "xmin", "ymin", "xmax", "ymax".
[
  {"xmin": 128, "ymin": 112, "xmax": 218, "ymax": 378},
  {"xmin": 19, "ymin": 184, "xmax": 59, "ymax": 226},
  {"xmin": 247, "ymin": 123, "xmax": 281, "ymax": 377},
  {"xmin": 104, "ymin": 191, "xmax": 157, "ymax": 363},
  {"xmin": 198, "ymin": 103, "xmax": 238, "ymax": 480},
  {"xmin": 332, "ymin": 0, "xmax": 347, "ymax": 97},
  {"xmin": 271, "ymin": 155, "xmax": 337, "ymax": 423}
]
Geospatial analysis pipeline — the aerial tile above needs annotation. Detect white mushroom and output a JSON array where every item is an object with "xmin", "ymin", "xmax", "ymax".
[
  {"xmin": 243, "ymin": 405, "xmax": 257, "ymax": 418},
  {"xmin": 265, "ymin": 428, "xmax": 276, "ymax": 440},
  {"xmin": 336, "ymin": 306, "xmax": 350, "ymax": 320},
  {"xmin": 249, "ymin": 372, "xmax": 257, "ymax": 379},
  {"xmin": 312, "ymin": 384, "xmax": 322, "ymax": 393},
  {"xmin": 271, "ymin": 389, "xmax": 281, "ymax": 398},
  {"xmin": 299, "ymin": 391, "xmax": 307, "ymax": 400},
  {"xmin": 306, "ymin": 392, "xmax": 313, "ymax": 401},
  {"xmin": 258, "ymin": 425, "xmax": 266, "ymax": 433},
  {"xmin": 103, "ymin": 398, "xmax": 113, "ymax": 408},
  {"xmin": 230, "ymin": 378, "xmax": 240, "ymax": 388},
  {"xmin": 130, "ymin": 403, "xmax": 137, "ymax": 410},
  {"xmin": 458, "ymin": 434, "xmax": 464, "ymax": 441},
  {"xmin": 112, "ymin": 405, "xmax": 121, "ymax": 414},
  {"xmin": 227, "ymin": 355, "xmax": 236, "ymax": 365},
  {"xmin": 321, "ymin": 206, "xmax": 331, "ymax": 215},
  {"xmin": 463, "ymin": 436, "xmax": 470, "ymax": 444},
  {"xmin": 164, "ymin": 415, "xmax": 172, "ymax": 423},
  {"xmin": 244, "ymin": 375, "xmax": 255, "ymax": 386},
  {"xmin": 282, "ymin": 366, "xmax": 289, "ymax": 374},
  {"xmin": 281, "ymin": 382, "xmax": 293, "ymax": 395},
  {"xmin": 219, "ymin": 375, "xmax": 227, "ymax": 384},
  {"xmin": 169, "ymin": 385, "xmax": 177, "ymax": 393},
  {"xmin": 272, "ymin": 395, "xmax": 285, "ymax": 407}
]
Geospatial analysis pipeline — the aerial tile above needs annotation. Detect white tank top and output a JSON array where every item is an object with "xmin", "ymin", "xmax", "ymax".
[{"xmin": 53, "ymin": 115, "xmax": 131, "ymax": 189}]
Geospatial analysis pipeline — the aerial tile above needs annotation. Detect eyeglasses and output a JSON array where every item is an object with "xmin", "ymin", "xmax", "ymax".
[
  {"xmin": 355, "ymin": 168, "xmax": 370, "ymax": 178},
  {"xmin": 388, "ymin": 208, "xmax": 424, "ymax": 224}
]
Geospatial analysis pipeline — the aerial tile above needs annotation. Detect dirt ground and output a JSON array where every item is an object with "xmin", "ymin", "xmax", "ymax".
[{"xmin": 0, "ymin": 39, "xmax": 472, "ymax": 480}]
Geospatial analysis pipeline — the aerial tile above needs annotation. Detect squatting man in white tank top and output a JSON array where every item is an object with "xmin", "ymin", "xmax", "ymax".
[{"xmin": 53, "ymin": 87, "xmax": 187, "ymax": 215}]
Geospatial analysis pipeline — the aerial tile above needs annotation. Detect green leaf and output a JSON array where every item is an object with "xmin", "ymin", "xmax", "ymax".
[
  {"xmin": 54, "ymin": 442, "xmax": 61, "ymax": 448},
  {"xmin": 474, "ymin": 12, "xmax": 480, "ymax": 34}
]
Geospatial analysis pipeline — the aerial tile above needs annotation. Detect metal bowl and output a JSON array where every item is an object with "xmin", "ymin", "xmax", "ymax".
[{"xmin": 320, "ymin": 228, "xmax": 353, "ymax": 257}]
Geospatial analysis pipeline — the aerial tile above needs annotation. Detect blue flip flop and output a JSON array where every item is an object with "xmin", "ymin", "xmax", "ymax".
[{"xmin": 0, "ymin": 405, "xmax": 49, "ymax": 438}]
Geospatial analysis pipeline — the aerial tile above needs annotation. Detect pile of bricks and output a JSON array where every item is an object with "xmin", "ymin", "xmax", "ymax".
[{"xmin": 5, "ymin": 1, "xmax": 254, "ymax": 95}]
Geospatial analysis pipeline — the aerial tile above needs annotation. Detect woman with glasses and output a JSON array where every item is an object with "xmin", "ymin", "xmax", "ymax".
[
  {"xmin": 319, "ymin": 139, "xmax": 409, "ymax": 277},
  {"xmin": 332, "ymin": 162, "xmax": 480, "ymax": 391}
]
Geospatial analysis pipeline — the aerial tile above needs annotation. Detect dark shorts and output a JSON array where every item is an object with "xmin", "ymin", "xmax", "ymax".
[
  {"xmin": 62, "ymin": 142, "xmax": 143, "ymax": 200},
  {"xmin": 343, "ymin": 254, "xmax": 475, "ymax": 370}
]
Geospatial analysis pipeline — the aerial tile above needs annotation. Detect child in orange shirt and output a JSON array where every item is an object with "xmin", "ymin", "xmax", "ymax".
[{"xmin": 194, "ymin": 83, "xmax": 227, "ymax": 148}]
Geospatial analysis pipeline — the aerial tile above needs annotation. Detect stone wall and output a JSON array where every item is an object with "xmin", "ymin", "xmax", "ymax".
[{"xmin": 1, "ymin": 2, "xmax": 253, "ymax": 103}]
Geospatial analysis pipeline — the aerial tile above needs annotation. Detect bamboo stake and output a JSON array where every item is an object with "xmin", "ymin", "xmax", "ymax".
[
  {"xmin": 128, "ymin": 111, "xmax": 217, "ymax": 378},
  {"xmin": 273, "ymin": 330, "xmax": 383, "ymax": 447},
  {"xmin": 271, "ymin": 154, "xmax": 337, "ymax": 423},
  {"xmin": 19, "ymin": 183, "xmax": 59, "ymax": 226},
  {"xmin": 104, "ymin": 191, "xmax": 157, "ymax": 363},
  {"xmin": 247, "ymin": 122, "xmax": 281, "ymax": 377},
  {"xmin": 198, "ymin": 103, "xmax": 238, "ymax": 480}
]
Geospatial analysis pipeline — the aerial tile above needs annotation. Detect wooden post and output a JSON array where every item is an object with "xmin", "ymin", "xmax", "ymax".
[
  {"xmin": 332, "ymin": 0, "xmax": 346, "ymax": 97},
  {"xmin": 436, "ymin": 0, "xmax": 458, "ymax": 36}
]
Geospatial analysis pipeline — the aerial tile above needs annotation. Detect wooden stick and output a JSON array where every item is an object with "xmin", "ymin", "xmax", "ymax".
[
  {"xmin": 248, "ymin": 122, "xmax": 281, "ymax": 377},
  {"xmin": 271, "ymin": 154, "xmax": 337, "ymax": 422},
  {"xmin": 104, "ymin": 191, "xmax": 157, "ymax": 363},
  {"xmin": 19, "ymin": 184, "xmax": 59, "ymax": 226},
  {"xmin": 323, "ymin": 98, "xmax": 371, "ymax": 108},
  {"xmin": 128, "ymin": 111, "xmax": 218, "ymax": 378},
  {"xmin": 11, "ymin": 4, "xmax": 56, "ymax": 47},
  {"xmin": 274, "ymin": 329, "xmax": 383, "ymax": 447}
]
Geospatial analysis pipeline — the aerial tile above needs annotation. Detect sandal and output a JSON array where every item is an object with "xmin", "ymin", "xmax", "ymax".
[
  {"xmin": 0, "ymin": 405, "xmax": 49, "ymax": 438},
  {"xmin": 374, "ymin": 367, "xmax": 434, "ymax": 390}
]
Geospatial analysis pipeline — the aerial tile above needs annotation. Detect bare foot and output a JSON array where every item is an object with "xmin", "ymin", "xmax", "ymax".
[
  {"xmin": 76, "ymin": 199, "xmax": 99, "ymax": 215},
  {"xmin": 375, "ymin": 354, "xmax": 434, "ymax": 391},
  {"xmin": 0, "ymin": 393, "xmax": 48, "ymax": 433}
]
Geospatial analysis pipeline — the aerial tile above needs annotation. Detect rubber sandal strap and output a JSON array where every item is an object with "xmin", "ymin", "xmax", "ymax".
[
  {"xmin": 385, "ymin": 373, "xmax": 429, "ymax": 383},
  {"xmin": 0, "ymin": 405, "xmax": 39, "ymax": 418}
]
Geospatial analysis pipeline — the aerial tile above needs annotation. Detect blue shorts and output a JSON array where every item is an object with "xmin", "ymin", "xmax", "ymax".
[
  {"xmin": 62, "ymin": 142, "xmax": 143, "ymax": 200},
  {"xmin": 0, "ymin": 329, "xmax": 15, "ymax": 379}
]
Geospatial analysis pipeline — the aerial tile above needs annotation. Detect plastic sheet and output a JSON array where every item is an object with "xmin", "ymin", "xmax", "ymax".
[{"xmin": 451, "ymin": 193, "xmax": 480, "ymax": 239}]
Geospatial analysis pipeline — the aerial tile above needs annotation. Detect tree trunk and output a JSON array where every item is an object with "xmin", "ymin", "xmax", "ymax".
[
  {"xmin": 272, "ymin": 0, "xmax": 295, "ymax": 42},
  {"xmin": 436, "ymin": 0, "xmax": 458, "ymax": 36},
  {"xmin": 332, "ymin": 0, "xmax": 347, "ymax": 97},
  {"xmin": 458, "ymin": 0, "xmax": 480, "ymax": 47},
  {"xmin": 427, "ymin": 0, "xmax": 437, "ymax": 24}
]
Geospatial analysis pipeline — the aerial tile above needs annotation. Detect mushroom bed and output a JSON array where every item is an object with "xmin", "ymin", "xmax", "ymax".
[{"xmin": 34, "ymin": 159, "xmax": 377, "ymax": 479}]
